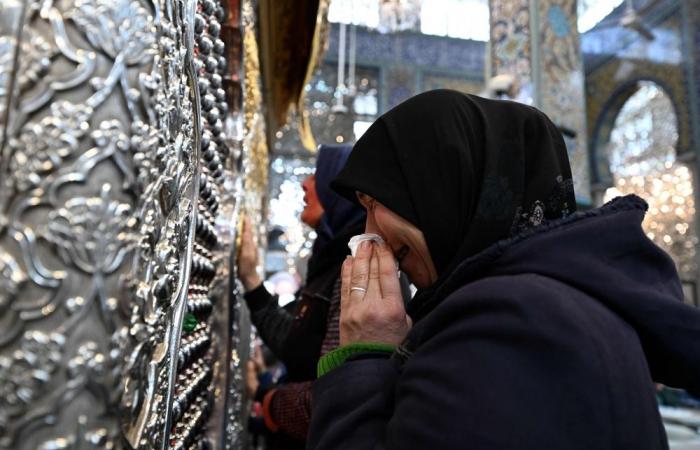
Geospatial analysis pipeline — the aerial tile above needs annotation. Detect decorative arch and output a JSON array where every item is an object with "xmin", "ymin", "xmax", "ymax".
[
  {"xmin": 590, "ymin": 77, "xmax": 682, "ymax": 188},
  {"xmin": 584, "ymin": 5, "xmax": 693, "ymax": 188}
]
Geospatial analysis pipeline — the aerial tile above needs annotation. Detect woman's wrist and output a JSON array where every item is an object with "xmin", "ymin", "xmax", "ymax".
[
  {"xmin": 243, "ymin": 283, "xmax": 274, "ymax": 312},
  {"xmin": 317, "ymin": 342, "xmax": 396, "ymax": 377},
  {"xmin": 262, "ymin": 389, "xmax": 280, "ymax": 432},
  {"xmin": 241, "ymin": 274, "xmax": 262, "ymax": 292}
]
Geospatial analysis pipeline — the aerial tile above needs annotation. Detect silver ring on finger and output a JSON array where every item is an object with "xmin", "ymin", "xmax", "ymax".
[{"xmin": 350, "ymin": 286, "xmax": 367, "ymax": 294}]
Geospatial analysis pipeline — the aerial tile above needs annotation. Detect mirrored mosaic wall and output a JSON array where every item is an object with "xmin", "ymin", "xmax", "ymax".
[
  {"xmin": 0, "ymin": 0, "xmax": 262, "ymax": 447},
  {"xmin": 490, "ymin": 0, "xmax": 591, "ymax": 204}
]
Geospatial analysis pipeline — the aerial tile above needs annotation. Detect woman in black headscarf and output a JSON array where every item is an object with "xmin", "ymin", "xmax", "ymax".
[
  {"xmin": 239, "ymin": 144, "xmax": 366, "ymax": 448},
  {"xmin": 308, "ymin": 90, "xmax": 700, "ymax": 450}
]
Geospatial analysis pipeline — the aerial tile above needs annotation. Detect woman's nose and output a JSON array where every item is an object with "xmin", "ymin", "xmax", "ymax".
[{"xmin": 364, "ymin": 211, "xmax": 379, "ymax": 234}]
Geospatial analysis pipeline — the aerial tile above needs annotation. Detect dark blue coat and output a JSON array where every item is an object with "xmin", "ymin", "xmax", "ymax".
[{"xmin": 308, "ymin": 196, "xmax": 700, "ymax": 449}]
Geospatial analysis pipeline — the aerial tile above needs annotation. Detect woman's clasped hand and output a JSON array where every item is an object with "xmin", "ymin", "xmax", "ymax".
[{"xmin": 339, "ymin": 240, "xmax": 411, "ymax": 347}]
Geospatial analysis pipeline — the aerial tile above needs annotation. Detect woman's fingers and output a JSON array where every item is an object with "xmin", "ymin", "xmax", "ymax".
[
  {"xmin": 340, "ymin": 241, "xmax": 412, "ymax": 346},
  {"xmin": 340, "ymin": 254, "xmax": 362, "ymax": 347},
  {"xmin": 367, "ymin": 244, "xmax": 381, "ymax": 296},
  {"xmin": 237, "ymin": 216, "xmax": 262, "ymax": 290},
  {"xmin": 239, "ymin": 225, "xmax": 254, "ymax": 261},
  {"xmin": 349, "ymin": 241, "xmax": 372, "ymax": 300},
  {"xmin": 240, "ymin": 216, "xmax": 255, "ymax": 252},
  {"xmin": 242, "ymin": 216, "xmax": 252, "ymax": 241},
  {"xmin": 376, "ymin": 242, "xmax": 402, "ymax": 300},
  {"xmin": 340, "ymin": 256, "xmax": 352, "ymax": 311}
]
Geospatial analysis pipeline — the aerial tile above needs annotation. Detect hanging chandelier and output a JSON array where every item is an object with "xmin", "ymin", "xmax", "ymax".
[{"xmin": 378, "ymin": 0, "xmax": 422, "ymax": 33}]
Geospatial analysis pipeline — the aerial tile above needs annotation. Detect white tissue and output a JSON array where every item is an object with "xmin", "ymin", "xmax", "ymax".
[
  {"xmin": 348, "ymin": 233, "xmax": 402, "ymax": 277},
  {"xmin": 348, "ymin": 233, "xmax": 384, "ymax": 257}
]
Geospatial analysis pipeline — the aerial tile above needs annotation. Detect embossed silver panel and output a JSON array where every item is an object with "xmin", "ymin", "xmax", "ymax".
[{"xmin": 0, "ymin": 0, "xmax": 251, "ymax": 447}]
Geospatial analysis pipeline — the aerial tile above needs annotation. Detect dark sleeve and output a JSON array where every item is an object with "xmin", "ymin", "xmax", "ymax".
[
  {"xmin": 244, "ymin": 283, "xmax": 294, "ymax": 357},
  {"xmin": 308, "ymin": 355, "xmax": 398, "ymax": 450},
  {"xmin": 267, "ymin": 381, "xmax": 314, "ymax": 441},
  {"xmin": 308, "ymin": 275, "xmax": 664, "ymax": 450},
  {"xmin": 320, "ymin": 277, "xmax": 341, "ymax": 356},
  {"xmin": 398, "ymin": 272, "xmax": 413, "ymax": 305}
]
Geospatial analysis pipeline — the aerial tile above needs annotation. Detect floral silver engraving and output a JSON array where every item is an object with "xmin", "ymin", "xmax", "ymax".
[
  {"xmin": 70, "ymin": 0, "xmax": 156, "ymax": 66},
  {"xmin": 1, "ymin": 0, "xmax": 157, "ymax": 446},
  {"xmin": 0, "ymin": 0, "xmax": 247, "ymax": 446},
  {"xmin": 45, "ymin": 186, "xmax": 135, "ymax": 275}
]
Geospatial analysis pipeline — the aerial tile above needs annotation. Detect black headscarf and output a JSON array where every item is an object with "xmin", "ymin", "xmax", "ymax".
[
  {"xmin": 306, "ymin": 144, "xmax": 367, "ymax": 281},
  {"xmin": 315, "ymin": 144, "xmax": 367, "ymax": 238},
  {"xmin": 332, "ymin": 90, "xmax": 575, "ymax": 308}
]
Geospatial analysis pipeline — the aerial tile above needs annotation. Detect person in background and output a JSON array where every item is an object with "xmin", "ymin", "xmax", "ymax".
[
  {"xmin": 657, "ymin": 384, "xmax": 700, "ymax": 409},
  {"xmin": 308, "ymin": 89, "xmax": 700, "ymax": 450},
  {"xmin": 237, "ymin": 144, "xmax": 367, "ymax": 448},
  {"xmin": 246, "ymin": 340, "xmax": 285, "ymax": 448}
]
